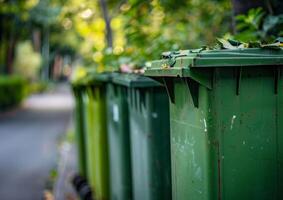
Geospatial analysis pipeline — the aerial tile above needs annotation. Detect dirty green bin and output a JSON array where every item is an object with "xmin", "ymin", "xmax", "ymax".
[
  {"xmin": 144, "ymin": 48, "xmax": 283, "ymax": 200},
  {"xmin": 106, "ymin": 73, "xmax": 132, "ymax": 200},
  {"xmin": 111, "ymin": 73, "xmax": 172, "ymax": 200},
  {"xmin": 82, "ymin": 73, "xmax": 110, "ymax": 200},
  {"xmin": 72, "ymin": 83, "xmax": 87, "ymax": 178}
]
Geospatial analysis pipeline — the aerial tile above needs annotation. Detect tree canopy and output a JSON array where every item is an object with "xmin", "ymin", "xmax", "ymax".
[
  {"xmin": 52, "ymin": 0, "xmax": 232, "ymax": 71},
  {"xmin": 1, "ymin": 0, "xmax": 282, "ymax": 75}
]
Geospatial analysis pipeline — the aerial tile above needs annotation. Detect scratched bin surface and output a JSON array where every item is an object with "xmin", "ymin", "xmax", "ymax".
[{"xmin": 144, "ymin": 48, "xmax": 283, "ymax": 200}]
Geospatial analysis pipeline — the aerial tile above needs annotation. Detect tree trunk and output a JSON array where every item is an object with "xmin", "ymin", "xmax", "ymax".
[
  {"xmin": 41, "ymin": 25, "xmax": 50, "ymax": 80},
  {"xmin": 5, "ymin": 16, "xmax": 16, "ymax": 75},
  {"xmin": 99, "ymin": 0, "xmax": 113, "ymax": 48},
  {"xmin": 0, "ymin": 14, "xmax": 4, "ymax": 74},
  {"xmin": 6, "ymin": 36, "xmax": 16, "ymax": 74},
  {"xmin": 32, "ymin": 29, "xmax": 41, "ymax": 53}
]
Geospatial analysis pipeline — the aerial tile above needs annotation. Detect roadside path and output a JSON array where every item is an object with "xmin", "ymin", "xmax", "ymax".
[{"xmin": 0, "ymin": 84, "xmax": 73, "ymax": 200}]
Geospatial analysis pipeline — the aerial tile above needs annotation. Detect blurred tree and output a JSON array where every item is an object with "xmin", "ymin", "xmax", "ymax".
[
  {"xmin": 0, "ymin": 0, "xmax": 60, "ymax": 79},
  {"xmin": 95, "ymin": 0, "xmax": 232, "ymax": 70},
  {"xmin": 29, "ymin": 0, "xmax": 60, "ymax": 80},
  {"xmin": 0, "ymin": 0, "xmax": 36, "ymax": 74},
  {"xmin": 14, "ymin": 41, "xmax": 42, "ymax": 80},
  {"xmin": 1, "ymin": 0, "xmax": 233, "ymax": 75},
  {"xmin": 231, "ymin": 0, "xmax": 283, "ymax": 42}
]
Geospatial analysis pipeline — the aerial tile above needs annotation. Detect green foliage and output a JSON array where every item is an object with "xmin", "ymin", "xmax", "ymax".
[
  {"xmin": 29, "ymin": 0, "xmax": 61, "ymax": 27},
  {"xmin": 216, "ymin": 37, "xmax": 283, "ymax": 50},
  {"xmin": 0, "ymin": 75, "xmax": 27, "ymax": 111},
  {"xmin": 235, "ymin": 8, "xmax": 283, "ymax": 42},
  {"xmin": 46, "ymin": 0, "xmax": 232, "ymax": 71},
  {"xmin": 0, "ymin": 0, "xmax": 62, "ymax": 77},
  {"xmin": 0, "ymin": 0, "xmax": 39, "ymax": 16},
  {"xmin": 1, "ymin": 0, "xmax": 233, "ymax": 74},
  {"xmin": 99, "ymin": 0, "xmax": 232, "ymax": 70},
  {"xmin": 13, "ymin": 41, "xmax": 42, "ymax": 80},
  {"xmin": 28, "ymin": 81, "xmax": 50, "ymax": 94}
]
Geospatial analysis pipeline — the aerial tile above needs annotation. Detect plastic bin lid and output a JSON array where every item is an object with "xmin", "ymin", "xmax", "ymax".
[
  {"xmin": 71, "ymin": 72, "xmax": 111, "ymax": 88},
  {"xmin": 144, "ymin": 48, "xmax": 283, "ymax": 78},
  {"xmin": 85, "ymin": 72, "xmax": 112, "ymax": 84},
  {"xmin": 111, "ymin": 72, "xmax": 162, "ymax": 88}
]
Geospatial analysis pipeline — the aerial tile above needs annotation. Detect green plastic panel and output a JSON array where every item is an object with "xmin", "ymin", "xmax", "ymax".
[
  {"xmin": 155, "ymin": 67, "xmax": 283, "ymax": 200},
  {"xmin": 106, "ymin": 83, "xmax": 132, "ymax": 200},
  {"xmin": 128, "ymin": 86, "xmax": 172, "ymax": 200},
  {"xmin": 72, "ymin": 86, "xmax": 87, "ymax": 178},
  {"xmin": 82, "ymin": 85, "xmax": 110, "ymax": 200}
]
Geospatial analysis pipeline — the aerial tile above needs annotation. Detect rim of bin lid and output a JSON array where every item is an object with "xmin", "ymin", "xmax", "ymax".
[
  {"xmin": 111, "ymin": 72, "xmax": 162, "ymax": 88},
  {"xmin": 71, "ymin": 72, "xmax": 112, "ymax": 87},
  {"xmin": 84, "ymin": 72, "xmax": 112, "ymax": 85},
  {"xmin": 145, "ymin": 48, "xmax": 283, "ymax": 77},
  {"xmin": 88, "ymin": 72, "xmax": 111, "ymax": 82}
]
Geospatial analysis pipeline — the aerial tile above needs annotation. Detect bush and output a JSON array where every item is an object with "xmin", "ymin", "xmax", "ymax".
[
  {"xmin": 13, "ymin": 41, "xmax": 42, "ymax": 81},
  {"xmin": 28, "ymin": 81, "xmax": 50, "ymax": 94},
  {"xmin": 0, "ymin": 76, "xmax": 28, "ymax": 111}
]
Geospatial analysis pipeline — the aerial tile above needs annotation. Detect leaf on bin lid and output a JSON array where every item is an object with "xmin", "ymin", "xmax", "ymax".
[
  {"xmin": 217, "ymin": 38, "xmax": 238, "ymax": 49},
  {"xmin": 261, "ymin": 38, "xmax": 283, "ymax": 49},
  {"xmin": 227, "ymin": 39, "xmax": 242, "ymax": 46},
  {"xmin": 215, "ymin": 37, "xmax": 283, "ymax": 50},
  {"xmin": 161, "ymin": 51, "xmax": 173, "ymax": 59},
  {"xmin": 216, "ymin": 38, "xmax": 259, "ymax": 49},
  {"xmin": 261, "ymin": 42, "xmax": 282, "ymax": 49},
  {"xmin": 238, "ymin": 44, "xmax": 246, "ymax": 48},
  {"xmin": 259, "ymin": 37, "xmax": 283, "ymax": 49}
]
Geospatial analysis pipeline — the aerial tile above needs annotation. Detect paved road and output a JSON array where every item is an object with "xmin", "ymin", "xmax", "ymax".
[{"xmin": 0, "ymin": 84, "xmax": 74, "ymax": 200}]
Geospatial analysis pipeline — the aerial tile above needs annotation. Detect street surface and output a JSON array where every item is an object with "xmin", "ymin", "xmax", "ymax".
[{"xmin": 0, "ymin": 84, "xmax": 73, "ymax": 200}]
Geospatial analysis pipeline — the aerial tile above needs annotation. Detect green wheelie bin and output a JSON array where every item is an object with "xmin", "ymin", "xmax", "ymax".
[
  {"xmin": 82, "ymin": 73, "xmax": 110, "ymax": 200},
  {"xmin": 144, "ymin": 48, "xmax": 283, "ymax": 200},
  {"xmin": 71, "ymin": 82, "xmax": 88, "ymax": 178},
  {"xmin": 111, "ymin": 73, "xmax": 172, "ymax": 200},
  {"xmin": 106, "ymin": 73, "xmax": 132, "ymax": 200}
]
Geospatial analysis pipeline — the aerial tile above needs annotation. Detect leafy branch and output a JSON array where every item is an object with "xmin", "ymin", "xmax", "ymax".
[{"xmin": 235, "ymin": 7, "xmax": 283, "ymax": 42}]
